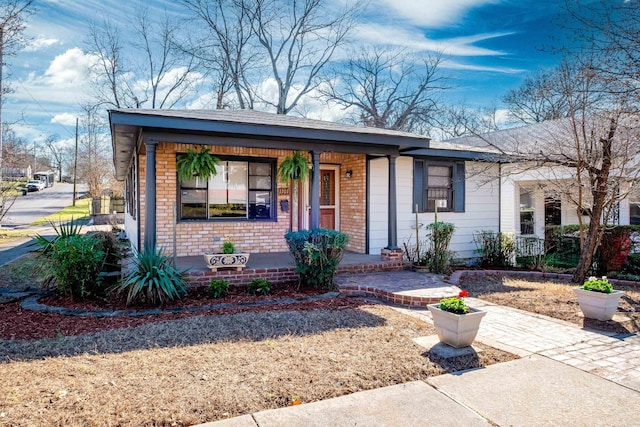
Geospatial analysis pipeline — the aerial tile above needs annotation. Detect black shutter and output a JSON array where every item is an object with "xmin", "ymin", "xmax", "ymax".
[
  {"xmin": 453, "ymin": 162, "xmax": 465, "ymax": 212},
  {"xmin": 413, "ymin": 160, "xmax": 424, "ymax": 212}
]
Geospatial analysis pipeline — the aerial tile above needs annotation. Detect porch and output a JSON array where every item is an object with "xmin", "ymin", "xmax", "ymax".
[{"xmin": 179, "ymin": 251, "xmax": 405, "ymax": 287}]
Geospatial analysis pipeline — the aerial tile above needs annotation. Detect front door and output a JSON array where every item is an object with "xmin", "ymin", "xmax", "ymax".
[{"xmin": 320, "ymin": 168, "xmax": 337, "ymax": 229}]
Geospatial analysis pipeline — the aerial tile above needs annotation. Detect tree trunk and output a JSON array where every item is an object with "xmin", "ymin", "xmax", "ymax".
[{"xmin": 572, "ymin": 220, "xmax": 600, "ymax": 283}]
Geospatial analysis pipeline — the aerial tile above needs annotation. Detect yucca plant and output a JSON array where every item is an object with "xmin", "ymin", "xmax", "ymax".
[
  {"xmin": 33, "ymin": 218, "xmax": 84, "ymax": 256},
  {"xmin": 277, "ymin": 151, "xmax": 310, "ymax": 183},
  {"xmin": 118, "ymin": 247, "xmax": 188, "ymax": 306},
  {"xmin": 176, "ymin": 146, "xmax": 220, "ymax": 183}
]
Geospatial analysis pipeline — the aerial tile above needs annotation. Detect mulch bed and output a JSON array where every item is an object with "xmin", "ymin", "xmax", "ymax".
[
  {"xmin": 1, "ymin": 285, "xmax": 365, "ymax": 341},
  {"xmin": 39, "ymin": 283, "xmax": 326, "ymax": 311}
]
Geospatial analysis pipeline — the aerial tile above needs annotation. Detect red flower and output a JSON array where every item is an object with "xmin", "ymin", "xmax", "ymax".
[{"xmin": 458, "ymin": 290, "xmax": 469, "ymax": 298}]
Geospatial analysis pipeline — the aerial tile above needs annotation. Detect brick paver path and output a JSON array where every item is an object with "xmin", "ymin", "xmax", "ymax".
[{"xmin": 412, "ymin": 297, "xmax": 640, "ymax": 392}]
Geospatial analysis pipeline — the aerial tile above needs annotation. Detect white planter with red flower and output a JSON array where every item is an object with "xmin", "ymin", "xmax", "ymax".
[{"xmin": 427, "ymin": 291, "xmax": 486, "ymax": 348}]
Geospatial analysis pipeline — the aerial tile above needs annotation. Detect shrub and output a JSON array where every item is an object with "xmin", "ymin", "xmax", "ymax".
[
  {"xmin": 247, "ymin": 278, "xmax": 271, "ymax": 295},
  {"xmin": 622, "ymin": 253, "xmax": 640, "ymax": 276},
  {"xmin": 474, "ymin": 231, "xmax": 516, "ymax": 268},
  {"xmin": 50, "ymin": 234, "xmax": 105, "ymax": 301},
  {"xmin": 439, "ymin": 290, "xmax": 469, "ymax": 314},
  {"xmin": 426, "ymin": 222, "xmax": 455, "ymax": 274},
  {"xmin": 34, "ymin": 219, "xmax": 84, "ymax": 256},
  {"xmin": 87, "ymin": 230, "xmax": 123, "ymax": 273},
  {"xmin": 285, "ymin": 228, "xmax": 349, "ymax": 290},
  {"xmin": 582, "ymin": 276, "xmax": 613, "ymax": 293},
  {"xmin": 208, "ymin": 279, "xmax": 229, "ymax": 298},
  {"xmin": 597, "ymin": 228, "xmax": 632, "ymax": 274},
  {"xmin": 118, "ymin": 247, "xmax": 188, "ymax": 306}
]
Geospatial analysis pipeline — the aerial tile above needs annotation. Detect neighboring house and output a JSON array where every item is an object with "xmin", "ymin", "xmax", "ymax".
[
  {"xmin": 109, "ymin": 109, "xmax": 500, "ymax": 262},
  {"xmin": 448, "ymin": 120, "xmax": 640, "ymax": 243}
]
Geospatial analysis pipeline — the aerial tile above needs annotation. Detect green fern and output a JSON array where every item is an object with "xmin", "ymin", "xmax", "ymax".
[
  {"xmin": 278, "ymin": 151, "xmax": 310, "ymax": 183},
  {"xmin": 176, "ymin": 147, "xmax": 220, "ymax": 183}
]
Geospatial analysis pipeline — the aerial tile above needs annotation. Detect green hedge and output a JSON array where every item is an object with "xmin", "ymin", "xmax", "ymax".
[{"xmin": 285, "ymin": 228, "xmax": 348, "ymax": 290}]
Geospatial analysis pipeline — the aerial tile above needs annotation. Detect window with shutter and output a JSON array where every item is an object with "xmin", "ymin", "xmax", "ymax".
[{"xmin": 413, "ymin": 159, "xmax": 465, "ymax": 213}]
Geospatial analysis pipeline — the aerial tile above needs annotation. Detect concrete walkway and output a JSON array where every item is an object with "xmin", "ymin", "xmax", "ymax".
[
  {"xmin": 198, "ymin": 355, "xmax": 640, "ymax": 427},
  {"xmin": 198, "ymin": 279, "xmax": 640, "ymax": 426}
]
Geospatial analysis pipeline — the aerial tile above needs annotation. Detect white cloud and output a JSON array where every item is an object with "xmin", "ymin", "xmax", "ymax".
[
  {"xmin": 24, "ymin": 36, "xmax": 59, "ymax": 52},
  {"xmin": 51, "ymin": 113, "xmax": 79, "ymax": 126},
  {"xmin": 355, "ymin": 24, "xmax": 510, "ymax": 57},
  {"xmin": 376, "ymin": 0, "xmax": 500, "ymax": 28},
  {"xmin": 440, "ymin": 59, "xmax": 523, "ymax": 74},
  {"xmin": 44, "ymin": 47, "xmax": 98, "ymax": 86}
]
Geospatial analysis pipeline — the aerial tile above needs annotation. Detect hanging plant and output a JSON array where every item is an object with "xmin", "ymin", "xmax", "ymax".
[
  {"xmin": 278, "ymin": 151, "xmax": 310, "ymax": 183},
  {"xmin": 176, "ymin": 147, "xmax": 220, "ymax": 182}
]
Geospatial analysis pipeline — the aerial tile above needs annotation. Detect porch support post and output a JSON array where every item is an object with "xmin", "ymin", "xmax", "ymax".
[
  {"xmin": 310, "ymin": 150, "xmax": 322, "ymax": 229},
  {"xmin": 144, "ymin": 140, "xmax": 157, "ymax": 252},
  {"xmin": 386, "ymin": 154, "xmax": 399, "ymax": 250}
]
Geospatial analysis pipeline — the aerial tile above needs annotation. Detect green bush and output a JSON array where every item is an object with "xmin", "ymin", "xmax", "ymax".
[
  {"xmin": 285, "ymin": 228, "xmax": 349, "ymax": 290},
  {"xmin": 34, "ymin": 219, "xmax": 84, "ymax": 256},
  {"xmin": 622, "ymin": 253, "xmax": 640, "ymax": 276},
  {"xmin": 118, "ymin": 247, "xmax": 188, "ymax": 306},
  {"xmin": 50, "ymin": 234, "xmax": 105, "ymax": 301},
  {"xmin": 87, "ymin": 230, "xmax": 123, "ymax": 273},
  {"xmin": 247, "ymin": 278, "xmax": 271, "ymax": 295},
  {"xmin": 474, "ymin": 231, "xmax": 516, "ymax": 268},
  {"xmin": 208, "ymin": 279, "xmax": 230, "ymax": 298},
  {"xmin": 426, "ymin": 222, "xmax": 455, "ymax": 274},
  {"xmin": 582, "ymin": 276, "xmax": 613, "ymax": 293}
]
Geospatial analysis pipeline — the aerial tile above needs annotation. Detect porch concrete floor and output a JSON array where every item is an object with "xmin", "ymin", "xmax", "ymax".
[{"xmin": 175, "ymin": 251, "xmax": 385, "ymax": 271}]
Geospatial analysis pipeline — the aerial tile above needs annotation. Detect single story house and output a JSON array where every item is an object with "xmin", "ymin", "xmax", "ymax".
[{"xmin": 109, "ymin": 109, "xmax": 501, "ymax": 263}]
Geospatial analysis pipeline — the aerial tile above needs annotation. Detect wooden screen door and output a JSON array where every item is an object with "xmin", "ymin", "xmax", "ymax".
[{"xmin": 319, "ymin": 168, "xmax": 338, "ymax": 229}]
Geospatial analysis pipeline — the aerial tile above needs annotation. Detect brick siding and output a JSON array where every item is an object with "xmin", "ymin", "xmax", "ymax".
[{"xmin": 138, "ymin": 143, "xmax": 367, "ymax": 256}]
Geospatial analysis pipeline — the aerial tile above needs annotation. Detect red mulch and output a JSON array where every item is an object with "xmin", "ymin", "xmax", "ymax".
[
  {"xmin": 1, "ymin": 286, "xmax": 366, "ymax": 341},
  {"xmin": 39, "ymin": 284, "xmax": 326, "ymax": 311}
]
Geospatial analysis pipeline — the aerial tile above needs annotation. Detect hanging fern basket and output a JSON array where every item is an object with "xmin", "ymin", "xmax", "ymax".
[
  {"xmin": 176, "ymin": 147, "xmax": 221, "ymax": 183},
  {"xmin": 278, "ymin": 151, "xmax": 310, "ymax": 183}
]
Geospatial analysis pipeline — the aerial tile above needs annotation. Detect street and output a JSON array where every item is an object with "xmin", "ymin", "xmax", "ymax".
[{"xmin": 3, "ymin": 183, "xmax": 86, "ymax": 227}]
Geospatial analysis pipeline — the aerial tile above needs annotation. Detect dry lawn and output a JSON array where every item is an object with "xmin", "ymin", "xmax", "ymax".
[
  {"xmin": 460, "ymin": 275, "xmax": 640, "ymax": 334},
  {"xmin": 0, "ymin": 304, "xmax": 514, "ymax": 426}
]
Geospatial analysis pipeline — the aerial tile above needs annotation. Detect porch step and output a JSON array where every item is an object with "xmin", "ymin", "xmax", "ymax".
[{"xmin": 335, "ymin": 270, "xmax": 461, "ymax": 308}]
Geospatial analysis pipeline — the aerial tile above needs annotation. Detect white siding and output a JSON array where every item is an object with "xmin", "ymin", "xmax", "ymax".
[
  {"xmin": 124, "ymin": 212, "xmax": 139, "ymax": 251},
  {"xmin": 368, "ymin": 157, "xmax": 389, "ymax": 254},
  {"xmin": 368, "ymin": 157, "xmax": 501, "ymax": 261},
  {"xmin": 501, "ymin": 175, "xmax": 517, "ymax": 234}
]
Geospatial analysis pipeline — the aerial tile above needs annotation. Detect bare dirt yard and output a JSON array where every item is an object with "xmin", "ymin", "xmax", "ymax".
[
  {"xmin": 0, "ymin": 305, "xmax": 515, "ymax": 426},
  {"xmin": 459, "ymin": 274, "xmax": 640, "ymax": 334}
]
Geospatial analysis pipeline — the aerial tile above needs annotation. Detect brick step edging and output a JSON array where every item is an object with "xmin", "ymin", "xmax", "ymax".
[{"xmin": 338, "ymin": 284, "xmax": 444, "ymax": 308}]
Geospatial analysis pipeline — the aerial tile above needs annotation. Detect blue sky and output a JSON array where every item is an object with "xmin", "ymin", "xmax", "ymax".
[{"xmin": 7, "ymin": 0, "xmax": 571, "ymax": 147}]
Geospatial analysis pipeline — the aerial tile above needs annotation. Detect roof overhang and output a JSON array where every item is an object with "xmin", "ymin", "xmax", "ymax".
[
  {"xmin": 402, "ymin": 148, "xmax": 508, "ymax": 162},
  {"xmin": 110, "ymin": 109, "xmax": 432, "ymax": 180}
]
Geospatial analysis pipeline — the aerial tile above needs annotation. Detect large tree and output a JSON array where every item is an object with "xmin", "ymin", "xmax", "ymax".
[
  {"xmin": 480, "ymin": 62, "xmax": 640, "ymax": 283},
  {"xmin": 181, "ymin": 0, "xmax": 360, "ymax": 114},
  {"xmin": 0, "ymin": 0, "xmax": 34, "ymax": 224},
  {"xmin": 321, "ymin": 47, "xmax": 446, "ymax": 132},
  {"xmin": 76, "ymin": 104, "xmax": 113, "ymax": 198},
  {"xmin": 86, "ymin": 9, "xmax": 200, "ymax": 109},
  {"xmin": 502, "ymin": 60, "xmax": 575, "ymax": 125}
]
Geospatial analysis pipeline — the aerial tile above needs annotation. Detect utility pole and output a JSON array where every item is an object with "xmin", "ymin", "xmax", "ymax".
[{"xmin": 72, "ymin": 117, "xmax": 78, "ymax": 206}]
